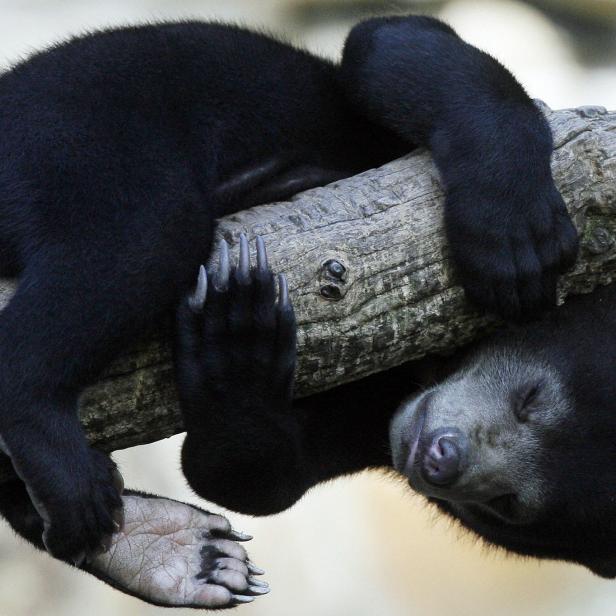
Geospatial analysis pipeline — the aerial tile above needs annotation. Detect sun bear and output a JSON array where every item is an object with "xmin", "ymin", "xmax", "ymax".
[{"xmin": 0, "ymin": 15, "xmax": 577, "ymax": 607}]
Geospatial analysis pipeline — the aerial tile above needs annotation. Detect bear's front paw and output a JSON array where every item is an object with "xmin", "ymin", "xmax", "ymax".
[
  {"xmin": 4, "ymin": 436, "xmax": 124, "ymax": 566},
  {"xmin": 447, "ymin": 184, "xmax": 578, "ymax": 321},
  {"xmin": 176, "ymin": 234, "xmax": 296, "ymax": 412}
]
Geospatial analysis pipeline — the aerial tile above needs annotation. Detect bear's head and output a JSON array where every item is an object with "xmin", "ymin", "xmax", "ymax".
[{"xmin": 390, "ymin": 327, "xmax": 616, "ymax": 578}]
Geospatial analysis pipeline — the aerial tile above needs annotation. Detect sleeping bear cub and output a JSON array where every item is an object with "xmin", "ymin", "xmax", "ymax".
[
  {"xmin": 0, "ymin": 11, "xmax": 583, "ymax": 609},
  {"xmin": 187, "ymin": 256, "xmax": 616, "ymax": 580},
  {"xmin": 390, "ymin": 283, "xmax": 616, "ymax": 579}
]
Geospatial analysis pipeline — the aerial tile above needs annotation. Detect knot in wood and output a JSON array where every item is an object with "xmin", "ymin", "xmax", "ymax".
[
  {"xmin": 320, "ymin": 284, "xmax": 343, "ymax": 301},
  {"xmin": 585, "ymin": 226, "xmax": 615, "ymax": 255},
  {"xmin": 319, "ymin": 257, "xmax": 348, "ymax": 300},
  {"xmin": 577, "ymin": 105, "xmax": 607, "ymax": 118},
  {"xmin": 323, "ymin": 258, "xmax": 347, "ymax": 280}
]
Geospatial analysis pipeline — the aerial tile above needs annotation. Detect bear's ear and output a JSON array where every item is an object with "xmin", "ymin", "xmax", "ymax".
[{"xmin": 585, "ymin": 557, "xmax": 616, "ymax": 579}]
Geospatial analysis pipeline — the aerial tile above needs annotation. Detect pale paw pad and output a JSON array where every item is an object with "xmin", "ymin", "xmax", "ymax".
[{"xmin": 87, "ymin": 493, "xmax": 267, "ymax": 608}]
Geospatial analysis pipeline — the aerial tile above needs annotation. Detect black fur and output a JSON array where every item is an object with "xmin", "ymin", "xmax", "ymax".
[
  {"xmin": 0, "ymin": 16, "xmax": 576, "ymax": 576},
  {"xmin": 430, "ymin": 284, "xmax": 616, "ymax": 577},
  {"xmin": 177, "ymin": 257, "xmax": 412, "ymax": 515},
  {"xmin": 175, "ymin": 241, "xmax": 616, "ymax": 579}
]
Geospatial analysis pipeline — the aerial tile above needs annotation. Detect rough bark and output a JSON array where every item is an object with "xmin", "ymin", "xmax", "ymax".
[{"xmin": 0, "ymin": 104, "xmax": 615, "ymax": 467}]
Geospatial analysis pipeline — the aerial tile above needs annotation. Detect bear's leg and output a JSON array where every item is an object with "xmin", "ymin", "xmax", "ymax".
[
  {"xmin": 0, "ymin": 266, "xmax": 126, "ymax": 565},
  {"xmin": 175, "ymin": 235, "xmax": 415, "ymax": 516},
  {"xmin": 176, "ymin": 235, "xmax": 310, "ymax": 515},
  {"xmin": 0, "ymin": 204, "xmax": 211, "ymax": 563},
  {"xmin": 0, "ymin": 476, "xmax": 267, "ymax": 608}
]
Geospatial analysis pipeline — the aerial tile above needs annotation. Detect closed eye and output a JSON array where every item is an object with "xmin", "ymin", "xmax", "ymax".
[{"xmin": 513, "ymin": 380, "xmax": 543, "ymax": 422}]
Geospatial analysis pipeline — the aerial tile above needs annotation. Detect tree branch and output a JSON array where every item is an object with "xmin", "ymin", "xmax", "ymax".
[{"xmin": 1, "ymin": 104, "xmax": 615, "ymax": 474}]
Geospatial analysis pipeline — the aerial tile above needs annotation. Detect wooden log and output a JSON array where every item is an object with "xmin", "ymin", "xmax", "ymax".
[{"xmin": 0, "ymin": 104, "xmax": 615, "ymax": 468}]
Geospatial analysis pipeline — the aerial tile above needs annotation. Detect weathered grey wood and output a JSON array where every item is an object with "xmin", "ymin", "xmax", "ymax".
[{"xmin": 0, "ymin": 104, "xmax": 615, "ymax": 469}]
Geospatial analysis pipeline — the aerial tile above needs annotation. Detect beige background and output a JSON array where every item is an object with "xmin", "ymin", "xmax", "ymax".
[{"xmin": 0, "ymin": 1, "xmax": 615, "ymax": 615}]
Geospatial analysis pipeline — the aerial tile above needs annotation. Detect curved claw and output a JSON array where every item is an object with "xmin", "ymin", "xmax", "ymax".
[
  {"xmin": 27, "ymin": 486, "xmax": 51, "ymax": 526},
  {"xmin": 227, "ymin": 529, "xmax": 253, "ymax": 542},
  {"xmin": 248, "ymin": 577, "xmax": 269, "ymax": 589},
  {"xmin": 237, "ymin": 233, "xmax": 250, "ymax": 284},
  {"xmin": 112, "ymin": 468, "xmax": 125, "ymax": 494},
  {"xmin": 255, "ymin": 236, "xmax": 268, "ymax": 274},
  {"xmin": 231, "ymin": 595, "xmax": 255, "ymax": 604},
  {"xmin": 188, "ymin": 265, "xmax": 208, "ymax": 313},
  {"xmin": 214, "ymin": 240, "xmax": 230, "ymax": 291},
  {"xmin": 277, "ymin": 273, "xmax": 289, "ymax": 309},
  {"xmin": 247, "ymin": 562, "xmax": 265, "ymax": 576},
  {"xmin": 248, "ymin": 585, "xmax": 270, "ymax": 596}
]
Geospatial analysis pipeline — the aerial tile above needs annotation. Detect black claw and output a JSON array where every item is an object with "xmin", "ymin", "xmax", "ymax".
[
  {"xmin": 237, "ymin": 233, "xmax": 250, "ymax": 284},
  {"xmin": 188, "ymin": 265, "xmax": 208, "ymax": 312},
  {"xmin": 215, "ymin": 239, "xmax": 230, "ymax": 290},
  {"xmin": 111, "ymin": 468, "xmax": 124, "ymax": 494},
  {"xmin": 25, "ymin": 484, "xmax": 51, "ymax": 526},
  {"xmin": 277, "ymin": 273, "xmax": 289, "ymax": 309},
  {"xmin": 255, "ymin": 236, "xmax": 268, "ymax": 274},
  {"xmin": 42, "ymin": 532, "xmax": 52, "ymax": 554}
]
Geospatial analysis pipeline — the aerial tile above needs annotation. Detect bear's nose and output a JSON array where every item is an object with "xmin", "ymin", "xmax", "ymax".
[{"xmin": 421, "ymin": 429, "xmax": 466, "ymax": 486}]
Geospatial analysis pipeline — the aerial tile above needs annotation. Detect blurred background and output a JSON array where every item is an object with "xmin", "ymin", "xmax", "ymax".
[{"xmin": 0, "ymin": 1, "xmax": 615, "ymax": 615}]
